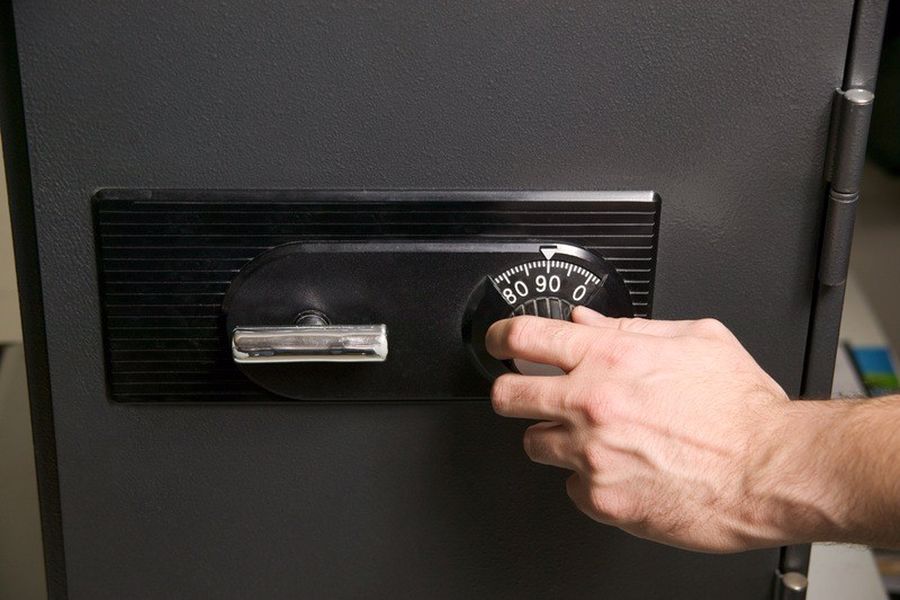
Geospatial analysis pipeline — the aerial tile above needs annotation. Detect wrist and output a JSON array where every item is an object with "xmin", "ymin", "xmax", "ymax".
[{"xmin": 745, "ymin": 399, "xmax": 857, "ymax": 546}]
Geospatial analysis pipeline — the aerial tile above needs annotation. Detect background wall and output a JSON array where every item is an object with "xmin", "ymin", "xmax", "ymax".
[
  {"xmin": 0, "ymin": 135, "xmax": 45, "ymax": 599},
  {"xmin": 851, "ymin": 164, "xmax": 900, "ymax": 352},
  {"xmin": 0, "ymin": 135, "xmax": 20, "ymax": 343}
]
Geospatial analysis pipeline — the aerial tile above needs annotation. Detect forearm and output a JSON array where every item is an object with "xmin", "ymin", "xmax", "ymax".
[{"xmin": 770, "ymin": 396, "xmax": 900, "ymax": 547}]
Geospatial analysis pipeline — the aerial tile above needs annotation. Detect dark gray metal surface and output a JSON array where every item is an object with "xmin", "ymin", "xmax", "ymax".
[
  {"xmin": 843, "ymin": 0, "xmax": 891, "ymax": 91},
  {"xmin": 0, "ymin": 1, "xmax": 66, "ymax": 593},
  {"xmin": 9, "ymin": 2, "xmax": 857, "ymax": 598}
]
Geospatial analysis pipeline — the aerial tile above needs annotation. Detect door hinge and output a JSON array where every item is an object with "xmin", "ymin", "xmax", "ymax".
[{"xmin": 819, "ymin": 87, "xmax": 874, "ymax": 288}]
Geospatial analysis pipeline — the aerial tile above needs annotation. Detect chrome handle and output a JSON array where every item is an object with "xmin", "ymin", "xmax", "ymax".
[{"xmin": 232, "ymin": 325, "xmax": 388, "ymax": 364}]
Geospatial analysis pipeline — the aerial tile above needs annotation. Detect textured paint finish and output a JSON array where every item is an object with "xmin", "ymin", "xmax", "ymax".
[{"xmin": 11, "ymin": 2, "xmax": 854, "ymax": 598}]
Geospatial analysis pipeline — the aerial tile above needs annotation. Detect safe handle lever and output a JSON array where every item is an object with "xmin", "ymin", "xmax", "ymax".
[{"xmin": 231, "ymin": 324, "xmax": 388, "ymax": 364}]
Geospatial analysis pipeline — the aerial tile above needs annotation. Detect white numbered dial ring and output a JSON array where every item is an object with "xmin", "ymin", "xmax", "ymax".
[{"xmin": 491, "ymin": 259, "xmax": 607, "ymax": 318}]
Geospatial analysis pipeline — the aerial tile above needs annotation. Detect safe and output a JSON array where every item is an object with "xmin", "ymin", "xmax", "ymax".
[{"xmin": 0, "ymin": 2, "xmax": 888, "ymax": 598}]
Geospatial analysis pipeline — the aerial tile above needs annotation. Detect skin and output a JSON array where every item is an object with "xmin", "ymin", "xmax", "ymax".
[{"xmin": 486, "ymin": 306, "xmax": 900, "ymax": 553}]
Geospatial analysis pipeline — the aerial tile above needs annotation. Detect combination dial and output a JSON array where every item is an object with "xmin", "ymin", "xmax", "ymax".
[
  {"xmin": 464, "ymin": 244, "xmax": 634, "ymax": 379},
  {"xmin": 493, "ymin": 259, "xmax": 605, "ymax": 319}
]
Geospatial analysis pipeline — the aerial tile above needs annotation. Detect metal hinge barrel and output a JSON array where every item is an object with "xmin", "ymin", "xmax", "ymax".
[
  {"xmin": 830, "ymin": 89, "xmax": 875, "ymax": 193},
  {"xmin": 818, "ymin": 88, "xmax": 874, "ymax": 288}
]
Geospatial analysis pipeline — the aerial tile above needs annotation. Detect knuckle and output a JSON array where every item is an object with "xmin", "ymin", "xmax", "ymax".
[
  {"xmin": 589, "ymin": 488, "xmax": 633, "ymax": 523},
  {"xmin": 602, "ymin": 336, "xmax": 638, "ymax": 368},
  {"xmin": 582, "ymin": 443, "xmax": 605, "ymax": 472},
  {"xmin": 588, "ymin": 488, "xmax": 611, "ymax": 518},
  {"xmin": 694, "ymin": 318, "xmax": 728, "ymax": 338},
  {"xmin": 522, "ymin": 429, "xmax": 541, "ymax": 460},
  {"xmin": 582, "ymin": 398, "xmax": 607, "ymax": 426},
  {"xmin": 578, "ymin": 381, "xmax": 624, "ymax": 425}
]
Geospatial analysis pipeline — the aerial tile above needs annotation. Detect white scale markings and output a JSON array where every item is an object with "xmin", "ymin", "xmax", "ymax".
[
  {"xmin": 491, "ymin": 259, "xmax": 613, "ymax": 312},
  {"xmin": 495, "ymin": 261, "xmax": 600, "ymax": 282}
]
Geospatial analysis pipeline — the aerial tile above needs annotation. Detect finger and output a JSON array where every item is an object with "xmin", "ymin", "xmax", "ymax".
[
  {"xmin": 565, "ymin": 473, "xmax": 603, "ymax": 522},
  {"xmin": 523, "ymin": 422, "xmax": 579, "ymax": 469},
  {"xmin": 571, "ymin": 306, "xmax": 690, "ymax": 337},
  {"xmin": 486, "ymin": 316, "xmax": 593, "ymax": 372},
  {"xmin": 491, "ymin": 373, "xmax": 570, "ymax": 422}
]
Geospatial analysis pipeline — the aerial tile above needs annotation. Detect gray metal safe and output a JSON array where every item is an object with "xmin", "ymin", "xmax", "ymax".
[{"xmin": 0, "ymin": 2, "xmax": 888, "ymax": 598}]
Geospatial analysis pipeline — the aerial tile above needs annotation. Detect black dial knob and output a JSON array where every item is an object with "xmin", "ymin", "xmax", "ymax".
[
  {"xmin": 463, "ymin": 244, "xmax": 634, "ymax": 379},
  {"xmin": 513, "ymin": 296, "xmax": 575, "ymax": 319}
]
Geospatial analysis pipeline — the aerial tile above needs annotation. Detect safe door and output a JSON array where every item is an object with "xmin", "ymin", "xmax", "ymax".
[{"xmin": 2, "ymin": 1, "xmax": 885, "ymax": 598}]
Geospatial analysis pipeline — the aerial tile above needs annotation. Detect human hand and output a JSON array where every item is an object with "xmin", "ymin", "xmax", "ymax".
[{"xmin": 486, "ymin": 307, "xmax": 839, "ymax": 552}]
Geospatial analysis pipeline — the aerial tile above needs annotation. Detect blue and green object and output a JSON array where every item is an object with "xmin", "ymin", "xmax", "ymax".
[{"xmin": 847, "ymin": 345, "xmax": 900, "ymax": 397}]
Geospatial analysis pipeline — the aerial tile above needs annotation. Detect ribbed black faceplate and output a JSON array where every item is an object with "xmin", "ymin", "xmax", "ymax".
[{"xmin": 94, "ymin": 190, "xmax": 660, "ymax": 402}]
